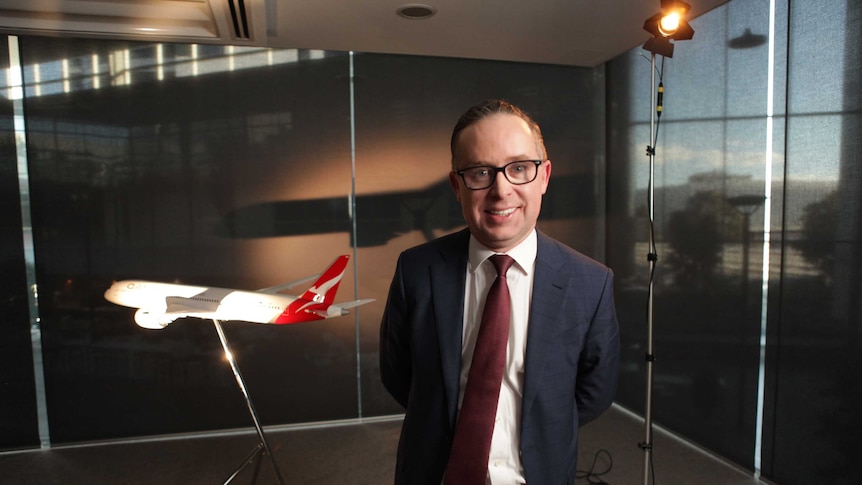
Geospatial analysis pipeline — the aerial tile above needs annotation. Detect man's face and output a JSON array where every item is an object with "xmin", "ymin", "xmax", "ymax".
[{"xmin": 449, "ymin": 113, "xmax": 551, "ymax": 253}]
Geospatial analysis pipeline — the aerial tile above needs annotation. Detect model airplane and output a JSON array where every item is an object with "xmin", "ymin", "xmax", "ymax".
[{"xmin": 104, "ymin": 255, "xmax": 373, "ymax": 329}]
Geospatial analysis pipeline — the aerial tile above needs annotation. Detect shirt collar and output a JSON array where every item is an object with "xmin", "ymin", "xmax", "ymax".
[{"xmin": 468, "ymin": 230, "xmax": 537, "ymax": 276}]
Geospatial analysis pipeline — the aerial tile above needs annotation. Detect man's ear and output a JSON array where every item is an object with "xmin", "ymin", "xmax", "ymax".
[
  {"xmin": 449, "ymin": 171, "xmax": 462, "ymax": 202},
  {"xmin": 540, "ymin": 159, "xmax": 552, "ymax": 195}
]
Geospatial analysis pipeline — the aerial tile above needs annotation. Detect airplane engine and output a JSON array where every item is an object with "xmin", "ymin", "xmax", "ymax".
[{"xmin": 134, "ymin": 308, "xmax": 175, "ymax": 329}]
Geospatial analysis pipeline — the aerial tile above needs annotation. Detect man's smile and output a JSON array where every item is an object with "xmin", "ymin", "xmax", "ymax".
[{"xmin": 487, "ymin": 207, "xmax": 517, "ymax": 217}]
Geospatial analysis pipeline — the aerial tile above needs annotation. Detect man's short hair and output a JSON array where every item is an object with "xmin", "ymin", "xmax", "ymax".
[{"xmin": 450, "ymin": 99, "xmax": 547, "ymax": 167}]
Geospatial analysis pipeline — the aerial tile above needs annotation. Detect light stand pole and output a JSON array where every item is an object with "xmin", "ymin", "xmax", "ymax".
[
  {"xmin": 640, "ymin": 51, "xmax": 658, "ymax": 485},
  {"xmin": 639, "ymin": 3, "xmax": 694, "ymax": 484}
]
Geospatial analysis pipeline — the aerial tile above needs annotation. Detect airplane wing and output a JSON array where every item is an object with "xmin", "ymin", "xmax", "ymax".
[
  {"xmin": 165, "ymin": 296, "xmax": 219, "ymax": 315},
  {"xmin": 306, "ymin": 298, "xmax": 374, "ymax": 318},
  {"xmin": 305, "ymin": 299, "xmax": 375, "ymax": 318},
  {"xmin": 257, "ymin": 273, "xmax": 321, "ymax": 294},
  {"xmin": 336, "ymin": 298, "xmax": 375, "ymax": 309}
]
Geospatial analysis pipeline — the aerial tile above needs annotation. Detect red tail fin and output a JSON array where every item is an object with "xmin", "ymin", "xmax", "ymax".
[
  {"xmin": 274, "ymin": 255, "xmax": 353, "ymax": 324},
  {"xmin": 298, "ymin": 255, "xmax": 350, "ymax": 306}
]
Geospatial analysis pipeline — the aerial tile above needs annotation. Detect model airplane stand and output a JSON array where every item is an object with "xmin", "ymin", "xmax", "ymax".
[{"xmin": 212, "ymin": 319, "xmax": 285, "ymax": 485}]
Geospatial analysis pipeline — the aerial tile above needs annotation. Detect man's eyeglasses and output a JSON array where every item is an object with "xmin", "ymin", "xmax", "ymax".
[{"xmin": 455, "ymin": 160, "xmax": 544, "ymax": 190}]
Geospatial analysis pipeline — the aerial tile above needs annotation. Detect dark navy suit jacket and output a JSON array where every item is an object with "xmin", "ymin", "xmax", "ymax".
[{"xmin": 379, "ymin": 229, "xmax": 620, "ymax": 484}]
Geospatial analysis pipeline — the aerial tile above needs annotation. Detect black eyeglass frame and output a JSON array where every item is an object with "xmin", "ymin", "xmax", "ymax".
[{"xmin": 454, "ymin": 159, "xmax": 544, "ymax": 190}]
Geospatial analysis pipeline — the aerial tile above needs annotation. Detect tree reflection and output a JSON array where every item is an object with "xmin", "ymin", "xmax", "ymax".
[
  {"xmin": 794, "ymin": 189, "xmax": 837, "ymax": 283},
  {"xmin": 665, "ymin": 190, "xmax": 740, "ymax": 289}
]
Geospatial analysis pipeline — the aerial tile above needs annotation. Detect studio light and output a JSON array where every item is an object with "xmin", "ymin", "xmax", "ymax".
[
  {"xmin": 639, "ymin": 2, "xmax": 695, "ymax": 484},
  {"xmin": 642, "ymin": 0, "xmax": 695, "ymax": 57}
]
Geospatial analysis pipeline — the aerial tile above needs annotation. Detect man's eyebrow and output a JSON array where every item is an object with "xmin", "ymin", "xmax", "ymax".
[{"xmin": 459, "ymin": 156, "xmax": 537, "ymax": 167}]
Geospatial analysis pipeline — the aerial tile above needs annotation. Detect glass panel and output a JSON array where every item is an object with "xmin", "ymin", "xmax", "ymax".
[
  {"xmin": 20, "ymin": 37, "xmax": 356, "ymax": 443},
  {"xmin": 352, "ymin": 54, "xmax": 607, "ymax": 416},
  {"xmin": 768, "ymin": 1, "xmax": 862, "ymax": 483},
  {"xmin": 0, "ymin": 35, "xmax": 41, "ymax": 451},
  {"xmin": 608, "ymin": 0, "xmax": 773, "ymax": 470}
]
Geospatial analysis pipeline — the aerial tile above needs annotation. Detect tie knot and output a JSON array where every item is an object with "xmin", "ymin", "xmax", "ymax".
[{"xmin": 489, "ymin": 254, "xmax": 514, "ymax": 277}]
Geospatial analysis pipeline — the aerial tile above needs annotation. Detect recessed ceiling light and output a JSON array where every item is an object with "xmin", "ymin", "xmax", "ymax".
[{"xmin": 396, "ymin": 4, "xmax": 437, "ymax": 20}]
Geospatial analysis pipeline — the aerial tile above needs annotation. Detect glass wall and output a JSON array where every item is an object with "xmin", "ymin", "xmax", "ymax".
[
  {"xmin": 0, "ymin": 37, "xmax": 41, "ymax": 451},
  {"xmin": 1, "ymin": 36, "xmax": 606, "ymax": 446},
  {"xmin": 20, "ymin": 39, "xmax": 360, "ymax": 442},
  {"xmin": 608, "ymin": 0, "xmax": 775, "ymax": 469},
  {"xmin": 765, "ymin": 1, "xmax": 861, "ymax": 483},
  {"xmin": 607, "ymin": 0, "xmax": 862, "ymax": 483}
]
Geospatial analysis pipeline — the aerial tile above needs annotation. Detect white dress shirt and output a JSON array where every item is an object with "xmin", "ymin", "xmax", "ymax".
[{"xmin": 459, "ymin": 230, "xmax": 537, "ymax": 485}]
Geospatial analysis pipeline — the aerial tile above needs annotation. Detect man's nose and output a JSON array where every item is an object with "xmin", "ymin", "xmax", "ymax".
[{"xmin": 489, "ymin": 170, "xmax": 514, "ymax": 192}]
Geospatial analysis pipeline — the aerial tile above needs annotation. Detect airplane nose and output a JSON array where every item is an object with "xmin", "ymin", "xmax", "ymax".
[{"xmin": 104, "ymin": 286, "xmax": 118, "ymax": 303}]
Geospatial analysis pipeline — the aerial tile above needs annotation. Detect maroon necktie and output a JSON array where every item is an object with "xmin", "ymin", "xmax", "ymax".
[{"xmin": 445, "ymin": 254, "xmax": 514, "ymax": 485}]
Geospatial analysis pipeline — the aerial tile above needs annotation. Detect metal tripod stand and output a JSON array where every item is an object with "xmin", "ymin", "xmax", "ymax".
[{"xmin": 212, "ymin": 319, "xmax": 285, "ymax": 485}]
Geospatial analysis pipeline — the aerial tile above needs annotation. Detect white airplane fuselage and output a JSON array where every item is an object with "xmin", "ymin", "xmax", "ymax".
[
  {"xmin": 103, "ymin": 255, "xmax": 372, "ymax": 329},
  {"xmin": 105, "ymin": 281, "xmax": 309, "ymax": 327}
]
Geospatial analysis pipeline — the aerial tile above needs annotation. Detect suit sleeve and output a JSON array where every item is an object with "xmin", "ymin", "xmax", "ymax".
[
  {"xmin": 379, "ymin": 254, "xmax": 411, "ymax": 408},
  {"xmin": 576, "ymin": 267, "xmax": 620, "ymax": 426}
]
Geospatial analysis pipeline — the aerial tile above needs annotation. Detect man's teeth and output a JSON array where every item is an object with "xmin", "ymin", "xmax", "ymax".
[{"xmin": 489, "ymin": 208, "xmax": 516, "ymax": 216}]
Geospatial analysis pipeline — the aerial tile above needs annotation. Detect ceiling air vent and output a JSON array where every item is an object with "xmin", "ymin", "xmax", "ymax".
[{"xmin": 226, "ymin": 0, "xmax": 251, "ymax": 39}]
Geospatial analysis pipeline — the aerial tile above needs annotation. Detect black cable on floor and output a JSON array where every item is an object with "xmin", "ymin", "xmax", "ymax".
[{"xmin": 575, "ymin": 448, "xmax": 613, "ymax": 484}]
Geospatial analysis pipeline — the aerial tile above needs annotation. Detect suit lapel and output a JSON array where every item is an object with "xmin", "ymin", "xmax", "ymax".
[
  {"xmin": 522, "ymin": 233, "xmax": 570, "ymax": 419},
  {"xmin": 431, "ymin": 229, "xmax": 469, "ymax": 428}
]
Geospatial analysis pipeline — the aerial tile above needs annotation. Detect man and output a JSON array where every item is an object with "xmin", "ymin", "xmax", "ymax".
[{"xmin": 380, "ymin": 99, "xmax": 620, "ymax": 484}]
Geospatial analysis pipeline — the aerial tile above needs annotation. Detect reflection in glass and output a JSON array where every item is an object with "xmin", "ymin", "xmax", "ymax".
[
  {"xmin": 20, "ymin": 36, "xmax": 357, "ymax": 444},
  {"xmin": 1, "ymin": 34, "xmax": 42, "ymax": 450},
  {"xmin": 609, "ymin": 0, "xmax": 862, "ymax": 483}
]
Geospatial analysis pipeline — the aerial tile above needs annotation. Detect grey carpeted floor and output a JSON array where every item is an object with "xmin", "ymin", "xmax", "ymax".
[{"xmin": 0, "ymin": 405, "xmax": 771, "ymax": 484}]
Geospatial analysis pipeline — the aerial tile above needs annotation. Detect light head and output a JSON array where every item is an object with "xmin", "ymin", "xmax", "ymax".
[{"xmin": 642, "ymin": 0, "xmax": 695, "ymax": 57}]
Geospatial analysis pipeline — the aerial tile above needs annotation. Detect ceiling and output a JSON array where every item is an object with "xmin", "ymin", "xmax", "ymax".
[{"xmin": 0, "ymin": 0, "xmax": 729, "ymax": 67}]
